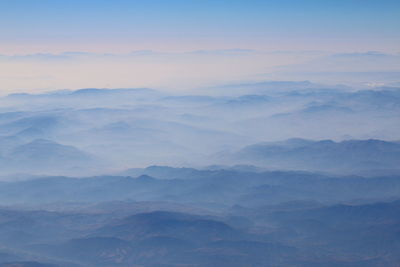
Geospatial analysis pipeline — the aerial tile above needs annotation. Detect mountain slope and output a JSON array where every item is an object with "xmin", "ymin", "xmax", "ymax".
[{"xmin": 234, "ymin": 139, "xmax": 400, "ymax": 174}]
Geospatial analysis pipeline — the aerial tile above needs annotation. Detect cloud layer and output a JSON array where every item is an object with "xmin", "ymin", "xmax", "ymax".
[{"xmin": 1, "ymin": 50, "xmax": 399, "ymax": 94}]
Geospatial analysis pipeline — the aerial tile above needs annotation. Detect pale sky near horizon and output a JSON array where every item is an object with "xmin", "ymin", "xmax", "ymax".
[{"xmin": 0, "ymin": 0, "xmax": 399, "ymax": 93}]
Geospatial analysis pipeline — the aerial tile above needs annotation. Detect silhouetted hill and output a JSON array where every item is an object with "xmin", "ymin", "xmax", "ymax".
[
  {"xmin": 94, "ymin": 211, "xmax": 240, "ymax": 244},
  {"xmin": 0, "ymin": 139, "xmax": 99, "ymax": 175}
]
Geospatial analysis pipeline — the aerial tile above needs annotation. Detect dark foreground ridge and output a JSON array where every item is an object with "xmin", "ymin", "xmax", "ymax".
[{"xmin": 0, "ymin": 167, "xmax": 399, "ymax": 266}]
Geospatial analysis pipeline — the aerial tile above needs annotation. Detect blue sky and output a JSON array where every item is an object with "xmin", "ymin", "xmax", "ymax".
[{"xmin": 1, "ymin": 0, "xmax": 399, "ymax": 53}]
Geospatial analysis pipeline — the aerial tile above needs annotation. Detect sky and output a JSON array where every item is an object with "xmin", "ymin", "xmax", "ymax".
[{"xmin": 0, "ymin": 0, "xmax": 399, "ymax": 93}]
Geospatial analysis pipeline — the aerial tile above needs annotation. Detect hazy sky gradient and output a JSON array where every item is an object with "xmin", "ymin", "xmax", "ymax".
[
  {"xmin": 1, "ymin": 0, "xmax": 399, "ymax": 53},
  {"xmin": 0, "ymin": 0, "xmax": 399, "ymax": 93}
]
